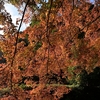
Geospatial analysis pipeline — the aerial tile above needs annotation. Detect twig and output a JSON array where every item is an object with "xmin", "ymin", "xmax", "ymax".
[
  {"xmin": 10, "ymin": 0, "xmax": 30, "ymax": 91},
  {"xmin": 46, "ymin": 0, "xmax": 53, "ymax": 74}
]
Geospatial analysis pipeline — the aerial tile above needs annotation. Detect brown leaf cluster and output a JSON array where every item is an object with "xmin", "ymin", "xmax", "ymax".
[{"xmin": 0, "ymin": 0, "xmax": 100, "ymax": 99}]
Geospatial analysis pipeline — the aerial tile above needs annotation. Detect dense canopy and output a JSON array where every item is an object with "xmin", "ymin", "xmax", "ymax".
[{"xmin": 0, "ymin": 0, "xmax": 100, "ymax": 100}]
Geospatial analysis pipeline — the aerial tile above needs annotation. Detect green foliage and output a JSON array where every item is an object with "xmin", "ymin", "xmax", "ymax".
[
  {"xmin": 71, "ymin": 46, "xmax": 79, "ymax": 59},
  {"xmin": 67, "ymin": 74, "xmax": 80, "ymax": 86},
  {"xmin": 68, "ymin": 66, "xmax": 78, "ymax": 72},
  {"xmin": 18, "ymin": 38, "xmax": 23, "ymax": 43},
  {"xmin": 19, "ymin": 83, "xmax": 33, "ymax": 90},
  {"xmin": 9, "ymin": 0, "xmax": 20, "ymax": 6},
  {"xmin": 33, "ymin": 41, "xmax": 43, "ymax": 52},
  {"xmin": 24, "ymin": 34, "xmax": 30, "ymax": 46},
  {"xmin": 67, "ymin": 66, "xmax": 76, "ymax": 75},
  {"xmin": 18, "ymin": 34, "xmax": 29, "ymax": 46},
  {"xmin": 25, "ymin": 33, "xmax": 29, "ymax": 39},
  {"xmin": 45, "ymin": 3, "xmax": 51, "ymax": 9},
  {"xmin": 67, "ymin": 66, "xmax": 81, "ymax": 85},
  {"xmin": 30, "ymin": 18, "xmax": 40, "ymax": 27},
  {"xmin": 0, "ymin": 88, "xmax": 10, "ymax": 97},
  {"xmin": 51, "ymin": 29, "xmax": 58, "ymax": 34}
]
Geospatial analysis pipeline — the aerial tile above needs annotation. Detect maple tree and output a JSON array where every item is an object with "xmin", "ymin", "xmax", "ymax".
[{"xmin": 0, "ymin": 0, "xmax": 100, "ymax": 99}]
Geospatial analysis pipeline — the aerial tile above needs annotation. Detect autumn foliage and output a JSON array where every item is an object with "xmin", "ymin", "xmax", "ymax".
[{"xmin": 0, "ymin": 0, "xmax": 100, "ymax": 100}]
